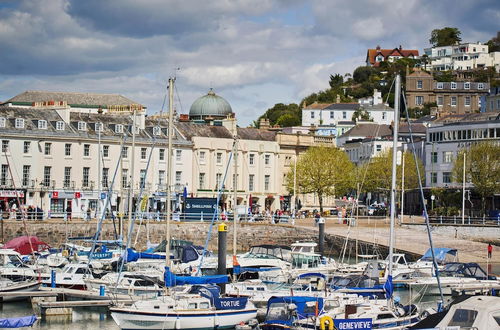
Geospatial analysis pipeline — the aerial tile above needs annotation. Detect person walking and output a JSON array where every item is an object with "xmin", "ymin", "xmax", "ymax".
[
  {"xmin": 488, "ymin": 243, "xmax": 493, "ymax": 259},
  {"xmin": 66, "ymin": 205, "xmax": 72, "ymax": 220}
]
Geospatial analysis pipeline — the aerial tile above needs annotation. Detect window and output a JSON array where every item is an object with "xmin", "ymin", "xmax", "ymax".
[
  {"xmin": 264, "ymin": 175, "xmax": 270, "ymax": 191},
  {"xmin": 43, "ymin": 166, "xmax": 51, "ymax": 187},
  {"xmin": 448, "ymin": 309, "xmax": 478, "ymax": 328},
  {"xmin": 329, "ymin": 111, "xmax": 334, "ymax": 119},
  {"xmin": 382, "ymin": 112, "xmax": 386, "ymax": 120},
  {"xmin": 176, "ymin": 150, "xmax": 182, "ymax": 162},
  {"xmin": 464, "ymin": 82, "xmax": 470, "ymax": 89},
  {"xmin": 38, "ymin": 120, "xmax": 47, "ymax": 129},
  {"xmin": 437, "ymin": 96, "xmax": 443, "ymax": 106},
  {"xmin": 175, "ymin": 171, "xmax": 182, "ymax": 184},
  {"xmin": 44, "ymin": 142, "xmax": 51, "ymax": 155},
  {"xmin": 199, "ymin": 151, "xmax": 206, "ymax": 162},
  {"xmin": 451, "ymin": 96, "xmax": 457, "ymax": 106},
  {"xmin": 121, "ymin": 169, "xmax": 128, "ymax": 188},
  {"xmin": 141, "ymin": 148, "xmax": 147, "ymax": 160},
  {"xmin": 63, "ymin": 167, "xmax": 71, "ymax": 188},
  {"xmin": 415, "ymin": 96, "xmax": 424, "ymax": 105},
  {"xmin": 139, "ymin": 169, "xmax": 146, "ymax": 187},
  {"xmin": 437, "ymin": 82, "xmax": 443, "ymax": 89},
  {"xmin": 22, "ymin": 165, "xmax": 30, "ymax": 187},
  {"xmin": 15, "ymin": 118, "xmax": 24, "ymax": 128},
  {"xmin": 23, "ymin": 141, "xmax": 30, "ymax": 154},
  {"xmin": 199, "ymin": 173, "xmax": 206, "ymax": 189},
  {"xmin": 497, "ymin": 99, "xmax": 500, "ymax": 110},
  {"xmin": 1, "ymin": 164, "xmax": 8, "ymax": 185},
  {"xmin": 63, "ymin": 143, "xmax": 71, "ymax": 156},
  {"xmin": 216, "ymin": 173, "xmax": 222, "ymax": 188},
  {"xmin": 102, "ymin": 168, "xmax": 109, "ymax": 188},
  {"xmin": 417, "ymin": 80, "xmax": 423, "ymax": 89},
  {"xmin": 159, "ymin": 148, "xmax": 164, "ymax": 161},
  {"xmin": 249, "ymin": 174, "xmax": 255, "ymax": 192},
  {"xmin": 443, "ymin": 172, "xmax": 452, "ymax": 184},
  {"xmin": 451, "ymin": 82, "xmax": 457, "ymax": 89},
  {"xmin": 78, "ymin": 121, "xmax": 87, "ymax": 131},
  {"xmin": 103, "ymin": 145, "xmax": 109, "ymax": 158},
  {"xmin": 430, "ymin": 172, "xmax": 437, "ymax": 185},
  {"xmin": 83, "ymin": 144, "xmax": 90, "ymax": 157},
  {"xmin": 216, "ymin": 152, "xmax": 222, "ymax": 164},
  {"xmin": 443, "ymin": 151, "xmax": 453, "ymax": 163},
  {"xmin": 82, "ymin": 167, "xmax": 90, "ymax": 187},
  {"xmin": 310, "ymin": 112, "xmax": 315, "ymax": 119},
  {"xmin": 465, "ymin": 96, "xmax": 471, "ymax": 107},
  {"xmin": 153, "ymin": 126, "xmax": 161, "ymax": 136},
  {"xmin": 115, "ymin": 124, "xmax": 124, "ymax": 134},
  {"xmin": 342, "ymin": 111, "xmax": 347, "ymax": 119},
  {"xmin": 376, "ymin": 144, "xmax": 382, "ymax": 152},
  {"xmin": 431, "ymin": 152, "xmax": 438, "ymax": 164},
  {"xmin": 56, "ymin": 121, "xmax": 65, "ymax": 130},
  {"xmin": 122, "ymin": 146, "xmax": 128, "ymax": 159},
  {"xmin": 264, "ymin": 154, "xmax": 270, "ymax": 165},
  {"xmin": 478, "ymin": 83, "xmax": 484, "ymax": 90},
  {"xmin": 95, "ymin": 122, "xmax": 103, "ymax": 132},
  {"xmin": 158, "ymin": 170, "xmax": 165, "ymax": 186},
  {"xmin": 1, "ymin": 140, "xmax": 8, "ymax": 153},
  {"xmin": 249, "ymin": 154, "xmax": 255, "ymax": 165},
  {"xmin": 0, "ymin": 117, "xmax": 5, "ymax": 128}
]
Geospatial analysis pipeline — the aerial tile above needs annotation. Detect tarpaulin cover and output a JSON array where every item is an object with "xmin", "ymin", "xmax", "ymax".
[
  {"xmin": 193, "ymin": 285, "xmax": 247, "ymax": 310},
  {"xmin": 125, "ymin": 248, "xmax": 165, "ymax": 262},
  {"xmin": 164, "ymin": 267, "xmax": 228, "ymax": 287},
  {"xmin": 421, "ymin": 248, "xmax": 457, "ymax": 263},
  {"xmin": 3, "ymin": 236, "xmax": 50, "ymax": 255},
  {"xmin": 0, "ymin": 315, "xmax": 37, "ymax": 328},
  {"xmin": 384, "ymin": 275, "xmax": 394, "ymax": 299},
  {"xmin": 265, "ymin": 296, "xmax": 324, "ymax": 326},
  {"xmin": 233, "ymin": 266, "xmax": 280, "ymax": 274}
]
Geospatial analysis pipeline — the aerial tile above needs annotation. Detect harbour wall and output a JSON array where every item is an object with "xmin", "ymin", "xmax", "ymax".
[{"xmin": 402, "ymin": 223, "xmax": 500, "ymax": 245}]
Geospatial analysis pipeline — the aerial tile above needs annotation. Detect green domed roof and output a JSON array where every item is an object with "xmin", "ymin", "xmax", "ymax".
[{"xmin": 189, "ymin": 89, "xmax": 232, "ymax": 119}]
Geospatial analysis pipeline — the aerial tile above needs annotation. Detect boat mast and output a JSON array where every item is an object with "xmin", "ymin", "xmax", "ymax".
[
  {"xmin": 232, "ymin": 134, "xmax": 238, "ymax": 259},
  {"xmin": 127, "ymin": 108, "xmax": 136, "ymax": 245},
  {"xmin": 388, "ymin": 74, "xmax": 400, "ymax": 283},
  {"xmin": 165, "ymin": 77, "xmax": 175, "ymax": 267}
]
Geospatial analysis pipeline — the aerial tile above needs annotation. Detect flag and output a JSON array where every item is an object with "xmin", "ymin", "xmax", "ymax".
[
  {"xmin": 183, "ymin": 186, "xmax": 188, "ymax": 199},
  {"xmin": 384, "ymin": 275, "xmax": 394, "ymax": 299}
]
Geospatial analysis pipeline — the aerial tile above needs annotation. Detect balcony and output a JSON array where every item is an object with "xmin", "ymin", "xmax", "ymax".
[
  {"xmin": 63, "ymin": 181, "xmax": 76, "ymax": 190},
  {"xmin": 82, "ymin": 180, "xmax": 95, "ymax": 191},
  {"xmin": 40, "ymin": 180, "xmax": 55, "ymax": 190},
  {"xmin": 0, "ymin": 179, "xmax": 13, "ymax": 188},
  {"xmin": 22, "ymin": 179, "xmax": 35, "ymax": 189}
]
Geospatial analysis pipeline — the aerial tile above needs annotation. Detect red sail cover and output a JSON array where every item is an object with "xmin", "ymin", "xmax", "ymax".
[{"xmin": 3, "ymin": 236, "xmax": 50, "ymax": 255}]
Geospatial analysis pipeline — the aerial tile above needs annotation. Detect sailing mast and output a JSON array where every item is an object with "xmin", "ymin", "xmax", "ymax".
[
  {"xmin": 127, "ymin": 108, "xmax": 137, "ymax": 245},
  {"xmin": 232, "ymin": 134, "xmax": 238, "ymax": 266},
  {"xmin": 387, "ymin": 74, "xmax": 401, "ymax": 297},
  {"xmin": 165, "ymin": 77, "xmax": 175, "ymax": 267}
]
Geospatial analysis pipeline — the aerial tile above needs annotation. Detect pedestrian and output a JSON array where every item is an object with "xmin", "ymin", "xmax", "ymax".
[
  {"xmin": 488, "ymin": 243, "xmax": 493, "ymax": 259},
  {"xmin": 66, "ymin": 205, "xmax": 72, "ymax": 220},
  {"xmin": 86, "ymin": 207, "xmax": 91, "ymax": 221},
  {"xmin": 314, "ymin": 212, "xmax": 320, "ymax": 225}
]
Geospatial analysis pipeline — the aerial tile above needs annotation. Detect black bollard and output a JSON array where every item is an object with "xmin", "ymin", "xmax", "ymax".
[
  {"xmin": 218, "ymin": 223, "xmax": 227, "ymax": 294},
  {"xmin": 318, "ymin": 218, "xmax": 325, "ymax": 257}
]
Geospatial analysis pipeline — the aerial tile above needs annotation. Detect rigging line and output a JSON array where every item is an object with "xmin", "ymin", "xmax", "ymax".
[
  {"xmin": 174, "ymin": 83, "xmax": 184, "ymax": 115},
  {"xmin": 99, "ymin": 137, "xmax": 119, "ymax": 240},
  {"xmin": 196, "ymin": 145, "xmax": 235, "ymax": 276},
  {"xmin": 3, "ymin": 151, "xmax": 35, "ymax": 260},
  {"xmin": 401, "ymin": 91, "xmax": 445, "ymax": 304}
]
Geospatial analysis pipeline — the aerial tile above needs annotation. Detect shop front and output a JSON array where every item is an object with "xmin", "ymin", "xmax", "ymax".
[
  {"xmin": 0, "ymin": 190, "xmax": 26, "ymax": 218},
  {"xmin": 49, "ymin": 191, "xmax": 83, "ymax": 218}
]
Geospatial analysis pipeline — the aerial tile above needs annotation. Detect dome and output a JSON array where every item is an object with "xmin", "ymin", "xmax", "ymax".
[{"xmin": 189, "ymin": 89, "xmax": 232, "ymax": 119}]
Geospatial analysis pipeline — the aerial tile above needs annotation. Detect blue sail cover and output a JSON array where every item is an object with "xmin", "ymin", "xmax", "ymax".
[
  {"xmin": 0, "ymin": 315, "xmax": 37, "ymax": 328},
  {"xmin": 233, "ymin": 266, "xmax": 280, "ymax": 274},
  {"xmin": 421, "ymin": 248, "xmax": 457, "ymax": 263},
  {"xmin": 125, "ymin": 248, "xmax": 165, "ymax": 262},
  {"xmin": 296, "ymin": 272, "xmax": 326, "ymax": 279},
  {"xmin": 164, "ymin": 267, "xmax": 228, "ymax": 287},
  {"xmin": 265, "ymin": 296, "xmax": 324, "ymax": 326},
  {"xmin": 384, "ymin": 275, "xmax": 394, "ymax": 299}
]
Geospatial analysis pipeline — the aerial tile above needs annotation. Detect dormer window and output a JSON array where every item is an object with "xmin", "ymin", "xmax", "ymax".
[
  {"xmin": 437, "ymin": 82, "xmax": 443, "ymax": 89},
  {"xmin": 464, "ymin": 82, "xmax": 470, "ymax": 89},
  {"xmin": 115, "ymin": 124, "xmax": 124, "ymax": 134},
  {"xmin": 95, "ymin": 122, "xmax": 103, "ymax": 132},
  {"xmin": 451, "ymin": 82, "xmax": 457, "ymax": 89},
  {"xmin": 0, "ymin": 117, "xmax": 5, "ymax": 128},
  {"xmin": 15, "ymin": 118, "xmax": 25, "ymax": 129},
  {"xmin": 38, "ymin": 120, "xmax": 47, "ymax": 129},
  {"xmin": 478, "ymin": 83, "xmax": 484, "ymax": 90},
  {"xmin": 153, "ymin": 126, "xmax": 162, "ymax": 136},
  {"xmin": 56, "ymin": 121, "xmax": 65, "ymax": 130},
  {"xmin": 78, "ymin": 121, "xmax": 87, "ymax": 131}
]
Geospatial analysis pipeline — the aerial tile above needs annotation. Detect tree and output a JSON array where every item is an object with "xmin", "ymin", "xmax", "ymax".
[
  {"xmin": 429, "ymin": 27, "xmax": 462, "ymax": 47},
  {"xmin": 486, "ymin": 32, "xmax": 500, "ymax": 53},
  {"xmin": 352, "ymin": 108, "xmax": 372, "ymax": 121},
  {"xmin": 453, "ymin": 142, "xmax": 500, "ymax": 215},
  {"xmin": 286, "ymin": 146, "xmax": 355, "ymax": 212},
  {"xmin": 329, "ymin": 74, "xmax": 344, "ymax": 88},
  {"xmin": 257, "ymin": 103, "xmax": 300, "ymax": 127},
  {"xmin": 353, "ymin": 66, "xmax": 375, "ymax": 84},
  {"xmin": 276, "ymin": 113, "xmax": 300, "ymax": 127}
]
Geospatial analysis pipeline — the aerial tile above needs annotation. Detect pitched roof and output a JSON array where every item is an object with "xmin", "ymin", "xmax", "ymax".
[
  {"xmin": 340, "ymin": 123, "xmax": 392, "ymax": 138},
  {"xmin": 325, "ymin": 103, "xmax": 360, "ymax": 110},
  {"xmin": 434, "ymin": 112, "xmax": 500, "ymax": 124},
  {"xmin": 237, "ymin": 127, "xmax": 276, "ymax": 141},
  {"xmin": 303, "ymin": 103, "xmax": 332, "ymax": 110},
  {"xmin": 175, "ymin": 122, "xmax": 234, "ymax": 140},
  {"xmin": 366, "ymin": 47, "xmax": 419, "ymax": 66},
  {"xmin": 5, "ymin": 90, "xmax": 142, "ymax": 108}
]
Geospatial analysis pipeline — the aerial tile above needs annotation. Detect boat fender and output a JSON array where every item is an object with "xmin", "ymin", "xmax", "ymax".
[
  {"xmin": 319, "ymin": 315, "xmax": 334, "ymax": 330},
  {"xmin": 62, "ymin": 250, "xmax": 69, "ymax": 257},
  {"xmin": 175, "ymin": 317, "xmax": 181, "ymax": 330}
]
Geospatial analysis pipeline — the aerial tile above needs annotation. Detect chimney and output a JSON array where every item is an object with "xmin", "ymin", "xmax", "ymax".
[
  {"xmin": 336, "ymin": 94, "xmax": 341, "ymax": 104},
  {"xmin": 259, "ymin": 118, "xmax": 270, "ymax": 130},
  {"xmin": 399, "ymin": 45, "xmax": 402, "ymax": 50},
  {"xmin": 376, "ymin": 45, "xmax": 381, "ymax": 51}
]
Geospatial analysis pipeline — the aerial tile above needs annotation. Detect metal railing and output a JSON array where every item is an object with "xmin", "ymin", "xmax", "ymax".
[{"xmin": 429, "ymin": 215, "xmax": 500, "ymax": 226}]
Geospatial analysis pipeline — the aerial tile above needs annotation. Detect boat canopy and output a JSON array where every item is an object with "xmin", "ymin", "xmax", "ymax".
[
  {"xmin": 421, "ymin": 248, "xmax": 457, "ymax": 264},
  {"xmin": 3, "ymin": 236, "xmax": 49, "ymax": 255},
  {"xmin": 296, "ymin": 272, "xmax": 326, "ymax": 279},
  {"xmin": 164, "ymin": 267, "xmax": 228, "ymax": 286},
  {"xmin": 0, "ymin": 315, "xmax": 37, "ymax": 328},
  {"xmin": 190, "ymin": 285, "xmax": 248, "ymax": 310},
  {"xmin": 265, "ymin": 296, "xmax": 324, "ymax": 326},
  {"xmin": 125, "ymin": 248, "xmax": 165, "ymax": 262}
]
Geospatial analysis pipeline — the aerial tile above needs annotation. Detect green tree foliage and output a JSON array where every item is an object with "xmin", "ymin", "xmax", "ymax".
[
  {"xmin": 286, "ymin": 146, "xmax": 355, "ymax": 212},
  {"xmin": 257, "ymin": 103, "xmax": 300, "ymax": 128},
  {"xmin": 352, "ymin": 108, "xmax": 372, "ymax": 121},
  {"xmin": 429, "ymin": 27, "xmax": 462, "ymax": 47},
  {"xmin": 353, "ymin": 66, "xmax": 376, "ymax": 84},
  {"xmin": 359, "ymin": 150, "xmax": 424, "ymax": 194},
  {"xmin": 329, "ymin": 74, "xmax": 344, "ymax": 88},
  {"xmin": 453, "ymin": 142, "xmax": 500, "ymax": 215},
  {"xmin": 486, "ymin": 33, "xmax": 500, "ymax": 52},
  {"xmin": 407, "ymin": 102, "xmax": 436, "ymax": 119}
]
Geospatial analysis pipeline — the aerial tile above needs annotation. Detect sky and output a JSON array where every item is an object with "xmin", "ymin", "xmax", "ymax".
[{"xmin": 0, "ymin": 0, "xmax": 498, "ymax": 126}]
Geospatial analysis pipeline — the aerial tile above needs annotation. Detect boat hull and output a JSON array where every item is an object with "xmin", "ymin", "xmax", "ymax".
[{"xmin": 111, "ymin": 308, "xmax": 257, "ymax": 330}]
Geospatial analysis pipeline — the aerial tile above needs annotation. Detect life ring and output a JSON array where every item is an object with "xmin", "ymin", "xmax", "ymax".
[{"xmin": 320, "ymin": 315, "xmax": 334, "ymax": 330}]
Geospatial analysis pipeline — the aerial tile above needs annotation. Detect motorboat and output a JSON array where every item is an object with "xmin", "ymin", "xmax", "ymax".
[
  {"xmin": 41, "ymin": 263, "xmax": 95, "ymax": 290},
  {"xmin": 86, "ymin": 271, "xmax": 163, "ymax": 298},
  {"xmin": 0, "ymin": 249, "xmax": 38, "ymax": 281},
  {"xmin": 111, "ymin": 284, "xmax": 257, "ymax": 330},
  {"xmin": 0, "ymin": 278, "xmax": 40, "ymax": 301}
]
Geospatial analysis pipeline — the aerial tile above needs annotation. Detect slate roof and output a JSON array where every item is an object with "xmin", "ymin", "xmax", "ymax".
[
  {"xmin": 237, "ymin": 127, "xmax": 276, "ymax": 141},
  {"xmin": 434, "ymin": 112, "xmax": 500, "ymax": 124},
  {"xmin": 340, "ymin": 123, "xmax": 392, "ymax": 138},
  {"xmin": 399, "ymin": 123, "xmax": 427, "ymax": 134},
  {"xmin": 175, "ymin": 122, "xmax": 234, "ymax": 140},
  {"xmin": 5, "ymin": 90, "xmax": 141, "ymax": 108},
  {"xmin": 325, "ymin": 103, "xmax": 360, "ymax": 110},
  {"xmin": 0, "ymin": 105, "xmax": 72, "ymax": 136}
]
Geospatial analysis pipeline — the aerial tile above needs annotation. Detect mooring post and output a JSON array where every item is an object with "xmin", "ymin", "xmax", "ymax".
[
  {"xmin": 318, "ymin": 217, "xmax": 325, "ymax": 257},
  {"xmin": 50, "ymin": 270, "xmax": 56, "ymax": 288},
  {"xmin": 99, "ymin": 285, "xmax": 105, "ymax": 297},
  {"xmin": 218, "ymin": 223, "xmax": 227, "ymax": 294}
]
